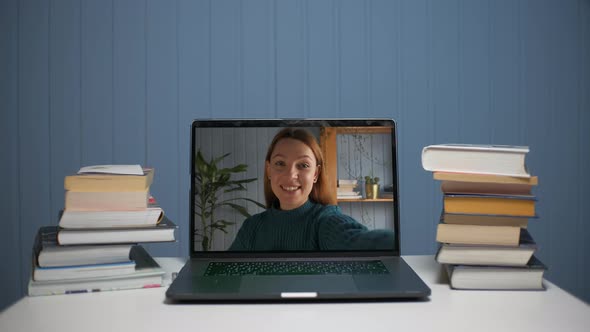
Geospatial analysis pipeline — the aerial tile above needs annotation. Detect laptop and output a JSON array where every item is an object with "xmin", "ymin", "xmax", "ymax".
[{"xmin": 166, "ymin": 119, "xmax": 431, "ymax": 301}]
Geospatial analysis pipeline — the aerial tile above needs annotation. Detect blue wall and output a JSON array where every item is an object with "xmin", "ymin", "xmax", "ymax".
[{"xmin": 1, "ymin": 0, "xmax": 588, "ymax": 309}]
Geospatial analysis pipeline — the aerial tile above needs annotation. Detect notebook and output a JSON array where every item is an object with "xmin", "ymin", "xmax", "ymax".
[{"xmin": 166, "ymin": 119, "xmax": 431, "ymax": 301}]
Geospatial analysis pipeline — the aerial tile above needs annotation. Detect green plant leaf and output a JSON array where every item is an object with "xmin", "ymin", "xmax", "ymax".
[
  {"xmin": 193, "ymin": 150, "xmax": 265, "ymax": 250},
  {"xmin": 229, "ymin": 178, "xmax": 258, "ymax": 185},
  {"xmin": 195, "ymin": 150, "xmax": 209, "ymax": 176},
  {"xmin": 225, "ymin": 164, "xmax": 248, "ymax": 173},
  {"xmin": 211, "ymin": 220, "xmax": 236, "ymax": 234},
  {"xmin": 211, "ymin": 153, "xmax": 231, "ymax": 166},
  {"xmin": 223, "ymin": 202, "xmax": 252, "ymax": 218},
  {"xmin": 220, "ymin": 197, "xmax": 266, "ymax": 209}
]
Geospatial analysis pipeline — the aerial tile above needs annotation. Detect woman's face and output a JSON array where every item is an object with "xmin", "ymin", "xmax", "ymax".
[{"xmin": 266, "ymin": 138, "xmax": 319, "ymax": 210}]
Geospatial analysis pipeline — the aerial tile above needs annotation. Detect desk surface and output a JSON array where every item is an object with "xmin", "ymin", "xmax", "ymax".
[{"xmin": 1, "ymin": 256, "xmax": 588, "ymax": 332}]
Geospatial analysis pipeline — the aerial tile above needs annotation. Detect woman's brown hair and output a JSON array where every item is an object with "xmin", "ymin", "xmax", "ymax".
[{"xmin": 263, "ymin": 128, "xmax": 336, "ymax": 208}]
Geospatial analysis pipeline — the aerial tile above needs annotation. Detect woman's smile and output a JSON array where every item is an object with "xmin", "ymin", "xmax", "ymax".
[{"xmin": 281, "ymin": 185, "xmax": 300, "ymax": 192}]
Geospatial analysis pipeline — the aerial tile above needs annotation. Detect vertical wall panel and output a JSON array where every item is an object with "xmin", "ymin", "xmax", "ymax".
[
  {"xmin": 489, "ymin": 0, "xmax": 522, "ymax": 144},
  {"xmin": 547, "ymin": 0, "xmax": 580, "ymax": 297},
  {"xmin": 399, "ymin": 0, "xmax": 435, "ymax": 253},
  {"xmin": 146, "ymin": 0, "xmax": 180, "ymax": 256},
  {"xmin": 339, "ymin": 0, "xmax": 368, "ymax": 117},
  {"xmin": 579, "ymin": 0, "xmax": 590, "ymax": 304},
  {"xmin": 0, "ymin": 0, "xmax": 20, "ymax": 310},
  {"xmin": 307, "ymin": 0, "xmax": 337, "ymax": 117},
  {"xmin": 458, "ymin": 0, "xmax": 491, "ymax": 142},
  {"xmin": 370, "ymin": 0, "xmax": 398, "ymax": 118},
  {"xmin": 275, "ymin": 0, "xmax": 304, "ymax": 117},
  {"xmin": 113, "ymin": 0, "xmax": 147, "ymax": 164},
  {"xmin": 49, "ymin": 0, "xmax": 82, "ymax": 226},
  {"xmin": 178, "ymin": 0, "xmax": 212, "ymax": 257},
  {"xmin": 242, "ymin": 0, "xmax": 275, "ymax": 118},
  {"xmin": 18, "ymin": 0, "xmax": 51, "ymax": 297},
  {"xmin": 81, "ymin": 0, "xmax": 114, "ymax": 165},
  {"xmin": 211, "ymin": 0, "xmax": 242, "ymax": 117},
  {"xmin": 431, "ymin": 0, "xmax": 460, "ymax": 143}
]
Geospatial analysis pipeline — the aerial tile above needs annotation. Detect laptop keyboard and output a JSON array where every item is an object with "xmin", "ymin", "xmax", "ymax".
[{"xmin": 204, "ymin": 260, "xmax": 389, "ymax": 276}]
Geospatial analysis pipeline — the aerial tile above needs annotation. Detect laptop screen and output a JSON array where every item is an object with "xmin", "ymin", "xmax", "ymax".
[{"xmin": 190, "ymin": 119, "xmax": 400, "ymax": 256}]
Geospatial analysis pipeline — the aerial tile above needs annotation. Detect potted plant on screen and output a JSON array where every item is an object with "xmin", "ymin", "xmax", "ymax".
[{"xmin": 194, "ymin": 150, "xmax": 265, "ymax": 251}]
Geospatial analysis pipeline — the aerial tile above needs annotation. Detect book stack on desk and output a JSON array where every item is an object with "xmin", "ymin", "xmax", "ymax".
[
  {"xmin": 422, "ymin": 144, "xmax": 547, "ymax": 290},
  {"xmin": 27, "ymin": 165, "xmax": 177, "ymax": 296}
]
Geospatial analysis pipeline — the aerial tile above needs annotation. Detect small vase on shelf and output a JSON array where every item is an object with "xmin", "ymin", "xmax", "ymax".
[{"xmin": 364, "ymin": 176, "xmax": 380, "ymax": 199}]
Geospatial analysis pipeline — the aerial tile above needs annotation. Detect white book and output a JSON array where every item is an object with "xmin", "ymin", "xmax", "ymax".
[
  {"xmin": 445, "ymin": 256, "xmax": 546, "ymax": 290},
  {"xmin": 59, "ymin": 208, "xmax": 163, "ymax": 228},
  {"xmin": 422, "ymin": 144, "xmax": 531, "ymax": 177},
  {"xmin": 78, "ymin": 164, "xmax": 144, "ymax": 175}
]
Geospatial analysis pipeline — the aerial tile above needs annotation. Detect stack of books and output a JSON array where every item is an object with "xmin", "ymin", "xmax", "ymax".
[
  {"xmin": 28, "ymin": 165, "xmax": 177, "ymax": 296},
  {"xmin": 422, "ymin": 144, "xmax": 547, "ymax": 290},
  {"xmin": 380, "ymin": 184, "xmax": 394, "ymax": 199},
  {"xmin": 336, "ymin": 179, "xmax": 362, "ymax": 199}
]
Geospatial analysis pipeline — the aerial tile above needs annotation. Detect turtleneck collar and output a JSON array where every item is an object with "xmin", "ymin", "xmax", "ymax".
[{"xmin": 269, "ymin": 199, "xmax": 315, "ymax": 219}]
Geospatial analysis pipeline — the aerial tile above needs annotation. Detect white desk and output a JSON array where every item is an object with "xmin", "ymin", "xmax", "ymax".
[{"xmin": 1, "ymin": 256, "xmax": 588, "ymax": 332}]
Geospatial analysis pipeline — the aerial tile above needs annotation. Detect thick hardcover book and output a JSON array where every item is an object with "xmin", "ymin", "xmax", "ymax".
[
  {"xmin": 64, "ymin": 188, "xmax": 151, "ymax": 211},
  {"xmin": 59, "ymin": 196, "xmax": 163, "ymax": 228},
  {"xmin": 436, "ymin": 223, "xmax": 522, "ymax": 246},
  {"xmin": 441, "ymin": 212, "xmax": 531, "ymax": 228},
  {"xmin": 56, "ymin": 216, "xmax": 177, "ymax": 245},
  {"xmin": 444, "ymin": 255, "xmax": 547, "ymax": 290},
  {"xmin": 436, "ymin": 172, "xmax": 539, "ymax": 196},
  {"xmin": 433, "ymin": 172, "xmax": 539, "ymax": 185},
  {"xmin": 28, "ymin": 245, "xmax": 165, "ymax": 296},
  {"xmin": 33, "ymin": 226, "xmax": 133, "ymax": 267},
  {"xmin": 64, "ymin": 168, "xmax": 154, "ymax": 192},
  {"xmin": 436, "ymin": 229, "xmax": 536, "ymax": 266},
  {"xmin": 443, "ymin": 194, "xmax": 537, "ymax": 217},
  {"xmin": 421, "ymin": 144, "xmax": 531, "ymax": 177}
]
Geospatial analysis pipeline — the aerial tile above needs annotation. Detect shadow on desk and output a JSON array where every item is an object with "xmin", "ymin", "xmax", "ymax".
[{"xmin": 434, "ymin": 264, "xmax": 450, "ymax": 285}]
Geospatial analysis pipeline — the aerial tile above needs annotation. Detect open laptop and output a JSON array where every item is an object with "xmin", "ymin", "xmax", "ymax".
[{"xmin": 166, "ymin": 119, "xmax": 430, "ymax": 301}]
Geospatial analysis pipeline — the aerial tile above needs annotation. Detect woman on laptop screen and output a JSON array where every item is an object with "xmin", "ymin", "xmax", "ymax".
[{"xmin": 229, "ymin": 128, "xmax": 394, "ymax": 251}]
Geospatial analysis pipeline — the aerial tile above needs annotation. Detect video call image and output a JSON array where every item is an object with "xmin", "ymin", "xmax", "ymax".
[{"xmin": 192, "ymin": 124, "xmax": 397, "ymax": 252}]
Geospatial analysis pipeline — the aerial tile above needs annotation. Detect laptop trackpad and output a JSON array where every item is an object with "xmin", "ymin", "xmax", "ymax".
[
  {"xmin": 192, "ymin": 276, "xmax": 242, "ymax": 293},
  {"xmin": 240, "ymin": 275, "xmax": 357, "ymax": 294}
]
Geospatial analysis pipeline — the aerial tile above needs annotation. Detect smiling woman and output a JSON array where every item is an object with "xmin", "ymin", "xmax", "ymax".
[{"xmin": 228, "ymin": 128, "xmax": 394, "ymax": 252}]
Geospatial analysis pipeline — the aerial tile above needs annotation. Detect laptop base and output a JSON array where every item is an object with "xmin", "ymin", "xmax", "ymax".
[{"xmin": 166, "ymin": 256, "xmax": 430, "ymax": 301}]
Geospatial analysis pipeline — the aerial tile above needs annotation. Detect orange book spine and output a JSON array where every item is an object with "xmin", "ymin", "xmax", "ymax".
[{"xmin": 444, "ymin": 196, "xmax": 535, "ymax": 217}]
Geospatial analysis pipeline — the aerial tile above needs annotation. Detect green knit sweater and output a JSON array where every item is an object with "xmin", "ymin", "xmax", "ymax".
[{"xmin": 229, "ymin": 200, "xmax": 394, "ymax": 251}]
